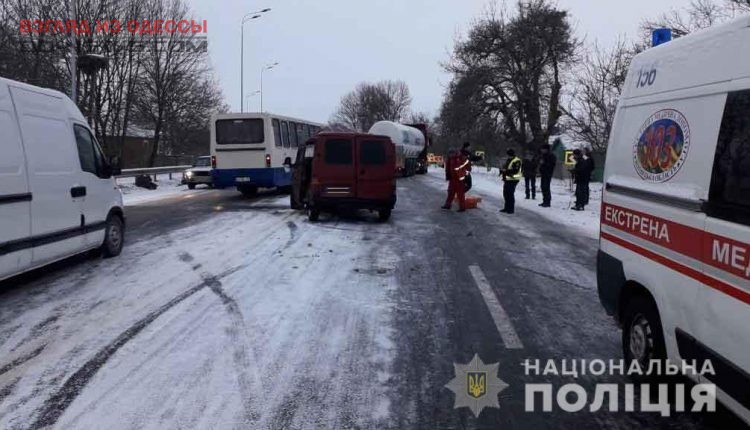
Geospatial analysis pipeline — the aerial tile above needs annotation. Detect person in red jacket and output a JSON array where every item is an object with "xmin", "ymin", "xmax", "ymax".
[{"xmin": 442, "ymin": 149, "xmax": 468, "ymax": 212}]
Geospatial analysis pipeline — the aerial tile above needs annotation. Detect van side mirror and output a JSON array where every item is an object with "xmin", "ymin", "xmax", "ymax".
[{"xmin": 109, "ymin": 156, "xmax": 122, "ymax": 176}]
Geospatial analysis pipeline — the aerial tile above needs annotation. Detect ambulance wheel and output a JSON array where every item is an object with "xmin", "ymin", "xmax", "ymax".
[
  {"xmin": 308, "ymin": 207, "xmax": 320, "ymax": 221},
  {"xmin": 377, "ymin": 208, "xmax": 391, "ymax": 222},
  {"xmin": 101, "ymin": 214, "xmax": 124, "ymax": 258},
  {"xmin": 622, "ymin": 295, "xmax": 666, "ymax": 380},
  {"xmin": 188, "ymin": 183, "xmax": 196, "ymax": 190}
]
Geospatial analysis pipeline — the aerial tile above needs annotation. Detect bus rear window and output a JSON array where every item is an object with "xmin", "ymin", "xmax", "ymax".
[{"xmin": 215, "ymin": 119, "xmax": 264, "ymax": 145}]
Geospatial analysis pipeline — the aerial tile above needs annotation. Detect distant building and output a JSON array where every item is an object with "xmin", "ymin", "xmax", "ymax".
[{"xmin": 105, "ymin": 125, "xmax": 156, "ymax": 169}]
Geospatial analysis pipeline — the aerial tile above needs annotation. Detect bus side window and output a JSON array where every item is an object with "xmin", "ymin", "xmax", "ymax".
[
  {"xmin": 281, "ymin": 121, "xmax": 290, "ymax": 148},
  {"xmin": 273, "ymin": 119, "xmax": 282, "ymax": 147},
  {"xmin": 709, "ymin": 89, "xmax": 750, "ymax": 225},
  {"xmin": 290, "ymin": 122, "xmax": 299, "ymax": 148},
  {"xmin": 297, "ymin": 123, "xmax": 305, "ymax": 146}
]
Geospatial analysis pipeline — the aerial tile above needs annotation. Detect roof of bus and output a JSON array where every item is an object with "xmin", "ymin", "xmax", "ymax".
[
  {"xmin": 211, "ymin": 112, "xmax": 324, "ymax": 126},
  {"xmin": 622, "ymin": 16, "xmax": 750, "ymax": 101}
]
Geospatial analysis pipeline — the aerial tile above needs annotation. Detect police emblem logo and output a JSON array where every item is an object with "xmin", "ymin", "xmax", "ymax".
[
  {"xmin": 633, "ymin": 109, "xmax": 691, "ymax": 183},
  {"xmin": 467, "ymin": 372, "xmax": 486, "ymax": 399},
  {"xmin": 446, "ymin": 354, "xmax": 509, "ymax": 417}
]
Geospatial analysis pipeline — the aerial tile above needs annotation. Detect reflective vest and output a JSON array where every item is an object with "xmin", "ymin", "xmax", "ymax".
[
  {"xmin": 505, "ymin": 157, "xmax": 523, "ymax": 181},
  {"xmin": 454, "ymin": 156, "xmax": 470, "ymax": 181}
]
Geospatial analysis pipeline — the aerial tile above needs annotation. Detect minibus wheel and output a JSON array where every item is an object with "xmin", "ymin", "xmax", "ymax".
[
  {"xmin": 308, "ymin": 207, "xmax": 320, "ymax": 221},
  {"xmin": 622, "ymin": 295, "xmax": 666, "ymax": 380},
  {"xmin": 290, "ymin": 193, "xmax": 302, "ymax": 210},
  {"xmin": 102, "ymin": 215, "xmax": 124, "ymax": 258},
  {"xmin": 378, "ymin": 208, "xmax": 391, "ymax": 222}
]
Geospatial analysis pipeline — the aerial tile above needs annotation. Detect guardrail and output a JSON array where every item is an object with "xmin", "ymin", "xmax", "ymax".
[{"xmin": 116, "ymin": 165, "xmax": 191, "ymax": 181}]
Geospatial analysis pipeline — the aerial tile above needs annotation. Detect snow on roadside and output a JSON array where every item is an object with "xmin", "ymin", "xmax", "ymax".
[
  {"xmin": 116, "ymin": 173, "xmax": 205, "ymax": 205},
  {"xmin": 428, "ymin": 167, "xmax": 602, "ymax": 239}
]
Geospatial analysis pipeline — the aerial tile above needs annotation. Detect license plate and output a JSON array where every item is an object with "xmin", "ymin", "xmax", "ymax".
[{"xmin": 236, "ymin": 177, "xmax": 252, "ymax": 183}]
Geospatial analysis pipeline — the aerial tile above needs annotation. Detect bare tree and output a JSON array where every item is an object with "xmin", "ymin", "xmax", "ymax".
[
  {"xmin": 562, "ymin": 39, "xmax": 633, "ymax": 152},
  {"xmin": 331, "ymin": 80, "xmax": 412, "ymax": 131},
  {"xmin": 445, "ymin": 0, "xmax": 578, "ymax": 151},
  {"xmin": 640, "ymin": 0, "xmax": 749, "ymax": 39},
  {"xmin": 0, "ymin": 0, "xmax": 225, "ymax": 166}
]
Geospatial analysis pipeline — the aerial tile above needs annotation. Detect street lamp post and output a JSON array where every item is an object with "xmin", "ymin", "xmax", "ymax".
[
  {"xmin": 245, "ymin": 90, "xmax": 260, "ymax": 112},
  {"xmin": 240, "ymin": 8, "xmax": 270, "ymax": 112},
  {"xmin": 260, "ymin": 62, "xmax": 278, "ymax": 113}
]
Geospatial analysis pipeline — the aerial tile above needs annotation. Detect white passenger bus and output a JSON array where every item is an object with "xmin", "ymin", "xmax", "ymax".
[{"xmin": 210, "ymin": 113, "xmax": 323, "ymax": 196}]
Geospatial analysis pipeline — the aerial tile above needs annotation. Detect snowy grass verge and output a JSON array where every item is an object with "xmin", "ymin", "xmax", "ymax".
[
  {"xmin": 116, "ymin": 173, "xmax": 202, "ymax": 205},
  {"xmin": 430, "ymin": 167, "xmax": 602, "ymax": 239}
]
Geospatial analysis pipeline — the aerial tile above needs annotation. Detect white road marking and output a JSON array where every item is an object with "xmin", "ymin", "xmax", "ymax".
[{"xmin": 468, "ymin": 265, "xmax": 524, "ymax": 349}]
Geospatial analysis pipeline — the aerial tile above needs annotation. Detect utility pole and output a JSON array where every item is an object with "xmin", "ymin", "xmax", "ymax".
[{"xmin": 66, "ymin": 0, "xmax": 77, "ymax": 101}]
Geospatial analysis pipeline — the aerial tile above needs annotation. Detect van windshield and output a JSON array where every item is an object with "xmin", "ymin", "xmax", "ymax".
[{"xmin": 216, "ymin": 119, "xmax": 264, "ymax": 145}]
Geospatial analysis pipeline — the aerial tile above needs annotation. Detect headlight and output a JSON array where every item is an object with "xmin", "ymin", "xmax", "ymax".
[{"xmin": 186, "ymin": 171, "xmax": 194, "ymax": 178}]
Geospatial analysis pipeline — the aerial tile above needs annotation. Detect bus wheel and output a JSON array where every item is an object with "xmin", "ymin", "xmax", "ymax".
[
  {"xmin": 622, "ymin": 295, "xmax": 666, "ymax": 380},
  {"xmin": 308, "ymin": 207, "xmax": 320, "ymax": 221},
  {"xmin": 239, "ymin": 185, "xmax": 258, "ymax": 198}
]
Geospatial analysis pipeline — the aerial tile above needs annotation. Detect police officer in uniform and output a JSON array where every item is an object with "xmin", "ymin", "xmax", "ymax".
[
  {"xmin": 538, "ymin": 144, "xmax": 556, "ymax": 207},
  {"xmin": 500, "ymin": 149, "xmax": 523, "ymax": 214},
  {"xmin": 571, "ymin": 149, "xmax": 594, "ymax": 211}
]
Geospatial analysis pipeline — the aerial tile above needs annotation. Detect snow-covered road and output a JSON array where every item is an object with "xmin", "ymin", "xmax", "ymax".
[
  {"xmin": 0, "ymin": 175, "xmax": 734, "ymax": 429},
  {"xmin": 1, "ymin": 195, "xmax": 398, "ymax": 429}
]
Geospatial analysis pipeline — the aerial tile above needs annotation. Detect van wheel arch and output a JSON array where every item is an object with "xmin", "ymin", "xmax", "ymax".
[
  {"xmin": 107, "ymin": 207, "xmax": 125, "ymax": 227},
  {"xmin": 617, "ymin": 281, "xmax": 659, "ymax": 325},
  {"xmin": 618, "ymin": 281, "xmax": 667, "ymax": 379}
]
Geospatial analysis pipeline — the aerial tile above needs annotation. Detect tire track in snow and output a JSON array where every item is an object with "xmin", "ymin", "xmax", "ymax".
[
  {"xmin": 0, "ymin": 345, "xmax": 46, "ymax": 377},
  {"xmin": 202, "ymin": 273, "xmax": 261, "ymax": 424},
  {"xmin": 30, "ymin": 264, "xmax": 247, "ymax": 429}
]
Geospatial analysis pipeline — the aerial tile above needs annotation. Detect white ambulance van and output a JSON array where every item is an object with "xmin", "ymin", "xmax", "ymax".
[
  {"xmin": 0, "ymin": 77, "xmax": 125, "ymax": 282},
  {"xmin": 598, "ymin": 17, "xmax": 750, "ymax": 422}
]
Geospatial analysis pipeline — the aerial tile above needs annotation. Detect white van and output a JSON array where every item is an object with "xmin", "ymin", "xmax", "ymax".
[
  {"xmin": 599, "ymin": 17, "xmax": 750, "ymax": 422},
  {"xmin": 0, "ymin": 78, "xmax": 125, "ymax": 282}
]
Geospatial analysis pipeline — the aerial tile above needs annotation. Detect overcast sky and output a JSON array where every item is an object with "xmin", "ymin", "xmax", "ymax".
[{"xmin": 187, "ymin": 0, "xmax": 689, "ymax": 123}]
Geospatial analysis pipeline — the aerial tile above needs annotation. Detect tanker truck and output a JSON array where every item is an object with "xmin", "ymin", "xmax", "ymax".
[{"xmin": 368, "ymin": 121, "xmax": 429, "ymax": 177}]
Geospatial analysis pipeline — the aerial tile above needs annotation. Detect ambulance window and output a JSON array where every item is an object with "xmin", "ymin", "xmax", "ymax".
[
  {"xmin": 360, "ymin": 140, "xmax": 386, "ymax": 165},
  {"xmin": 709, "ymin": 90, "xmax": 750, "ymax": 224},
  {"xmin": 324, "ymin": 139, "xmax": 353, "ymax": 165}
]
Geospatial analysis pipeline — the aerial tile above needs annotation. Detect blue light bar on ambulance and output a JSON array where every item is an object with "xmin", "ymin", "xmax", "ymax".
[{"xmin": 652, "ymin": 28, "xmax": 672, "ymax": 47}]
